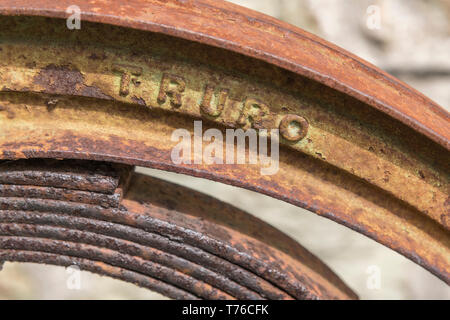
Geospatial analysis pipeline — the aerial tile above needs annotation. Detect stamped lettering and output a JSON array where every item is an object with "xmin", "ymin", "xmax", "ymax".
[
  {"xmin": 2, "ymin": 51, "xmax": 309, "ymax": 143},
  {"xmin": 237, "ymin": 98, "xmax": 270, "ymax": 130},
  {"xmin": 200, "ymin": 85, "xmax": 229, "ymax": 117},
  {"xmin": 157, "ymin": 73, "xmax": 186, "ymax": 108},
  {"xmin": 112, "ymin": 63, "xmax": 142, "ymax": 96}
]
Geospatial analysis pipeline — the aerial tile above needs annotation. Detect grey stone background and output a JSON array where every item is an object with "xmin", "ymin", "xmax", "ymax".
[{"xmin": 0, "ymin": 0, "xmax": 449, "ymax": 299}]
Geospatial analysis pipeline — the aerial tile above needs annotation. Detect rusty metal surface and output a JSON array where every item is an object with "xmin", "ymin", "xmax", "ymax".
[
  {"xmin": 0, "ymin": 159, "xmax": 130, "ymax": 207},
  {"xmin": 0, "ymin": 250, "xmax": 199, "ymax": 300},
  {"xmin": 0, "ymin": 0, "xmax": 448, "ymax": 149},
  {"xmin": 0, "ymin": 159, "xmax": 357, "ymax": 300},
  {"xmin": 0, "ymin": 184, "xmax": 121, "ymax": 208},
  {"xmin": 0, "ymin": 0, "xmax": 448, "ymax": 295},
  {"xmin": 0, "ymin": 159, "xmax": 128, "ymax": 193}
]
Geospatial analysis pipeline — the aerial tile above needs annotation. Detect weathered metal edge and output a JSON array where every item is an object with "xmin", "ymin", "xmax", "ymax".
[{"xmin": 0, "ymin": 0, "xmax": 448, "ymax": 149}]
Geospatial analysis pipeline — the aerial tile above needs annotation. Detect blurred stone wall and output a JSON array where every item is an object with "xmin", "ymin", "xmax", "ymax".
[{"xmin": 0, "ymin": 0, "xmax": 449, "ymax": 300}]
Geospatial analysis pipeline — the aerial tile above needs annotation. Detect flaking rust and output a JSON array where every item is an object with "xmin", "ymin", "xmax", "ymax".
[
  {"xmin": 0, "ymin": 31, "xmax": 447, "ymax": 231},
  {"xmin": 0, "ymin": 159, "xmax": 357, "ymax": 300}
]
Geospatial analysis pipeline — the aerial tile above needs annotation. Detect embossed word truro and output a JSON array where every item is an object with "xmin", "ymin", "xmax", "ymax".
[
  {"xmin": 0, "ymin": 53, "xmax": 309, "ymax": 144},
  {"xmin": 172, "ymin": 121, "xmax": 280, "ymax": 176},
  {"xmin": 112, "ymin": 63, "xmax": 309, "ymax": 142}
]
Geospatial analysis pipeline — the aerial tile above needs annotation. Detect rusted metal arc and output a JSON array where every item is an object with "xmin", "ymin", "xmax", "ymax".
[
  {"xmin": 0, "ymin": 196, "xmax": 355, "ymax": 299},
  {"xmin": 0, "ymin": 159, "xmax": 131, "ymax": 194},
  {"xmin": 0, "ymin": 250, "xmax": 199, "ymax": 300},
  {"xmin": 0, "ymin": 160, "xmax": 357, "ymax": 300},
  {"xmin": 0, "ymin": 236, "xmax": 237, "ymax": 300},
  {"xmin": 1, "ymin": 0, "xmax": 448, "ymax": 148},
  {"xmin": 0, "ymin": 159, "xmax": 130, "ymax": 207},
  {"xmin": 1, "ymin": 98, "xmax": 447, "ymax": 284},
  {"xmin": 0, "ymin": 222, "xmax": 265, "ymax": 300},
  {"xmin": 0, "ymin": 0, "xmax": 448, "ymax": 290},
  {"xmin": 0, "ymin": 210, "xmax": 288, "ymax": 300}
]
